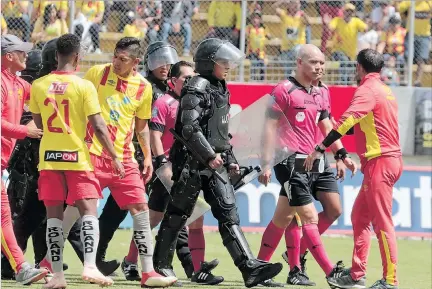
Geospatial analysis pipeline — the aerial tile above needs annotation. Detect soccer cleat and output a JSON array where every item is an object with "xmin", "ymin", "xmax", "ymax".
[
  {"xmin": 155, "ymin": 267, "xmax": 183, "ymax": 287},
  {"xmin": 43, "ymin": 272, "xmax": 67, "ymax": 289},
  {"xmin": 259, "ymin": 279, "xmax": 285, "ymax": 287},
  {"xmin": 327, "ymin": 274, "xmax": 366, "ymax": 289},
  {"xmin": 368, "ymin": 279, "xmax": 398, "ymax": 289},
  {"xmin": 97, "ymin": 259, "xmax": 121, "ymax": 277},
  {"xmin": 328, "ymin": 261, "xmax": 346, "ymax": 278},
  {"xmin": 141, "ymin": 270, "xmax": 178, "ymax": 288},
  {"xmin": 191, "ymin": 260, "xmax": 224, "ymax": 285},
  {"xmin": 240, "ymin": 259, "xmax": 283, "ymax": 288},
  {"xmin": 121, "ymin": 257, "xmax": 141, "ymax": 281},
  {"xmin": 287, "ymin": 266, "xmax": 316, "ymax": 286},
  {"xmin": 15, "ymin": 262, "xmax": 49, "ymax": 285},
  {"xmin": 82, "ymin": 265, "xmax": 114, "ymax": 287},
  {"xmin": 39, "ymin": 258, "xmax": 53, "ymax": 272}
]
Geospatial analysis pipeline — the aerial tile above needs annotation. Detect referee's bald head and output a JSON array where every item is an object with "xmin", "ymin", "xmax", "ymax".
[{"xmin": 297, "ymin": 44, "xmax": 323, "ymax": 61}]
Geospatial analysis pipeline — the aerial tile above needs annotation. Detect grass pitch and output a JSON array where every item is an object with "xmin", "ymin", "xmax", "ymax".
[{"xmin": 2, "ymin": 230, "xmax": 431, "ymax": 289}]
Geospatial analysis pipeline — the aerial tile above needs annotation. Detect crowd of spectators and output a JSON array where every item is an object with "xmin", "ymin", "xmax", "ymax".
[{"xmin": 1, "ymin": 0, "xmax": 430, "ymax": 86}]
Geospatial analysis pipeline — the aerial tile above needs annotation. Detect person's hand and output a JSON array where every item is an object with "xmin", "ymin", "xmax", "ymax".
[
  {"xmin": 142, "ymin": 157, "xmax": 154, "ymax": 184},
  {"xmin": 208, "ymin": 154, "xmax": 223, "ymax": 169},
  {"xmin": 258, "ymin": 168, "xmax": 272, "ymax": 186},
  {"xmin": 229, "ymin": 163, "xmax": 240, "ymax": 176},
  {"xmin": 304, "ymin": 150, "xmax": 323, "ymax": 171},
  {"xmin": 27, "ymin": 127, "xmax": 43, "ymax": 139},
  {"xmin": 112, "ymin": 158, "xmax": 125, "ymax": 179},
  {"xmin": 335, "ymin": 159, "xmax": 346, "ymax": 181},
  {"xmin": 323, "ymin": 13, "xmax": 331, "ymax": 25},
  {"xmin": 208, "ymin": 27, "xmax": 215, "ymax": 35},
  {"xmin": 154, "ymin": 24, "xmax": 160, "ymax": 32},
  {"xmin": 172, "ymin": 22, "xmax": 180, "ymax": 33},
  {"xmin": 193, "ymin": 7, "xmax": 199, "ymax": 15},
  {"xmin": 343, "ymin": 157, "xmax": 358, "ymax": 177},
  {"xmin": 232, "ymin": 29, "xmax": 239, "ymax": 38}
]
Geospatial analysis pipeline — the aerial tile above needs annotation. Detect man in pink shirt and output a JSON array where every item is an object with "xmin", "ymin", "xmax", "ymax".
[
  {"xmin": 122, "ymin": 61, "xmax": 224, "ymax": 285},
  {"xmin": 1, "ymin": 34, "xmax": 47, "ymax": 285}
]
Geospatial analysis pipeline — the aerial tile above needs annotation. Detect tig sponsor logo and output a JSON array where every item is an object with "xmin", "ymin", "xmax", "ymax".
[
  {"xmin": 48, "ymin": 82, "xmax": 69, "ymax": 95},
  {"xmin": 82, "ymin": 221, "xmax": 95, "ymax": 253},
  {"xmin": 133, "ymin": 231, "xmax": 148, "ymax": 255},
  {"xmin": 44, "ymin": 151, "xmax": 78, "ymax": 162},
  {"xmin": 47, "ymin": 227, "xmax": 62, "ymax": 262}
]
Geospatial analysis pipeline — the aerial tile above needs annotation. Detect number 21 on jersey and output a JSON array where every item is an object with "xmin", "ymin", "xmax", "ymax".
[{"xmin": 45, "ymin": 82, "xmax": 71, "ymax": 134}]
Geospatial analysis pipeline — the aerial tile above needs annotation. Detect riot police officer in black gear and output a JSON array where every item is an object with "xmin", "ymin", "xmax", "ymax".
[
  {"xmin": 1, "ymin": 41, "xmax": 86, "ymax": 279},
  {"xmin": 152, "ymin": 38, "xmax": 283, "ymax": 288}
]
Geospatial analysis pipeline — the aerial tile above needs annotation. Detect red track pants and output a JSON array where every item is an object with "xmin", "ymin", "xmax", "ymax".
[
  {"xmin": 350, "ymin": 156, "xmax": 403, "ymax": 286},
  {"xmin": 1, "ymin": 180, "xmax": 25, "ymax": 272}
]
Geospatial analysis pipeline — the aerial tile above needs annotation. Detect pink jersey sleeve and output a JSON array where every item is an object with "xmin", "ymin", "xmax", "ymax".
[
  {"xmin": 269, "ymin": 81, "xmax": 291, "ymax": 114},
  {"xmin": 150, "ymin": 98, "xmax": 169, "ymax": 127}
]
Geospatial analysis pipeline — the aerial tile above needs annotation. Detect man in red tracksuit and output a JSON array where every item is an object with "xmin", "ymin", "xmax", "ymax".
[
  {"xmin": 1, "ymin": 34, "xmax": 47, "ymax": 285},
  {"xmin": 305, "ymin": 49, "xmax": 402, "ymax": 289}
]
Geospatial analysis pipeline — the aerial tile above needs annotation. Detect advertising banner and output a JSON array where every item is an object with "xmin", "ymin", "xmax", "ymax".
[
  {"xmin": 414, "ymin": 88, "xmax": 432, "ymax": 155},
  {"xmin": 93, "ymin": 166, "xmax": 431, "ymax": 238}
]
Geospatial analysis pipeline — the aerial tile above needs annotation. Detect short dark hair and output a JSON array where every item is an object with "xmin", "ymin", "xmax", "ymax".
[
  {"xmin": 357, "ymin": 49, "xmax": 384, "ymax": 73},
  {"xmin": 169, "ymin": 61, "xmax": 194, "ymax": 78},
  {"xmin": 56, "ymin": 34, "xmax": 81, "ymax": 57},
  {"xmin": 115, "ymin": 37, "xmax": 141, "ymax": 59}
]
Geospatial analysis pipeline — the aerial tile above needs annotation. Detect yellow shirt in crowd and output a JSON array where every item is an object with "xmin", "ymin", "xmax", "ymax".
[
  {"xmin": 32, "ymin": 18, "xmax": 68, "ymax": 44},
  {"xmin": 330, "ymin": 17, "xmax": 367, "ymax": 60},
  {"xmin": 399, "ymin": 1, "xmax": 432, "ymax": 37},
  {"xmin": 76, "ymin": 1, "xmax": 105, "ymax": 22},
  {"xmin": 246, "ymin": 25, "xmax": 268, "ymax": 59},
  {"xmin": 380, "ymin": 27, "xmax": 407, "ymax": 55},
  {"xmin": 123, "ymin": 24, "xmax": 146, "ymax": 39},
  {"xmin": 33, "ymin": 0, "xmax": 68, "ymax": 15},
  {"xmin": 1, "ymin": 15, "xmax": 7, "ymax": 32},
  {"xmin": 207, "ymin": 1, "xmax": 241, "ymax": 30},
  {"xmin": 1, "ymin": 1, "xmax": 29, "ymax": 18},
  {"xmin": 279, "ymin": 10, "xmax": 306, "ymax": 52}
]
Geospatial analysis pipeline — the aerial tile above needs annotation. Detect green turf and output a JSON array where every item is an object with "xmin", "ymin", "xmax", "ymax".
[{"xmin": 2, "ymin": 230, "xmax": 431, "ymax": 289}]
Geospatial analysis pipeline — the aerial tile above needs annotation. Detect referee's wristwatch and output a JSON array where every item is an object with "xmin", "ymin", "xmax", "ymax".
[{"xmin": 314, "ymin": 144, "xmax": 325, "ymax": 154}]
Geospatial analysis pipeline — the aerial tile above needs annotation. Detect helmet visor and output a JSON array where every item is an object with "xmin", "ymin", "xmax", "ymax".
[
  {"xmin": 213, "ymin": 42, "xmax": 245, "ymax": 69},
  {"xmin": 147, "ymin": 46, "xmax": 179, "ymax": 71}
]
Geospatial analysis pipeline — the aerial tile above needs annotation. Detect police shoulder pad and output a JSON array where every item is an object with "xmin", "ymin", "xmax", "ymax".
[{"xmin": 185, "ymin": 76, "xmax": 209, "ymax": 94}]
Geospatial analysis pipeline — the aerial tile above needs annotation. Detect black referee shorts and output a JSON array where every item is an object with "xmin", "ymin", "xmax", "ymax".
[{"xmin": 274, "ymin": 154, "xmax": 339, "ymax": 207}]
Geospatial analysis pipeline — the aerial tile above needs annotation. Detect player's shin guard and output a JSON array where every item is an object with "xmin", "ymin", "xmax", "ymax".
[
  {"xmin": 257, "ymin": 221, "xmax": 284, "ymax": 262},
  {"xmin": 80, "ymin": 215, "xmax": 99, "ymax": 267},
  {"xmin": 46, "ymin": 218, "xmax": 64, "ymax": 273},
  {"xmin": 132, "ymin": 210, "xmax": 154, "ymax": 273}
]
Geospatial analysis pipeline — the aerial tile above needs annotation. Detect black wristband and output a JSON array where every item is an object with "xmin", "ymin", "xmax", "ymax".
[
  {"xmin": 334, "ymin": 154, "xmax": 341, "ymax": 161},
  {"xmin": 315, "ymin": 145, "xmax": 325, "ymax": 154},
  {"xmin": 322, "ymin": 130, "xmax": 343, "ymax": 148},
  {"xmin": 336, "ymin": 148, "xmax": 348, "ymax": 159}
]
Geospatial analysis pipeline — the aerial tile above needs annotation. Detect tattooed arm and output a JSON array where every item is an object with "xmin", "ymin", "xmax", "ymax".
[{"xmin": 135, "ymin": 117, "xmax": 153, "ymax": 183}]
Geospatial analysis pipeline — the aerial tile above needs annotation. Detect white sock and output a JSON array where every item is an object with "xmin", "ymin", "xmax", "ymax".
[
  {"xmin": 63, "ymin": 206, "xmax": 81, "ymax": 239},
  {"xmin": 46, "ymin": 218, "xmax": 64, "ymax": 273},
  {"xmin": 81, "ymin": 215, "xmax": 99, "ymax": 267},
  {"xmin": 132, "ymin": 210, "xmax": 154, "ymax": 273}
]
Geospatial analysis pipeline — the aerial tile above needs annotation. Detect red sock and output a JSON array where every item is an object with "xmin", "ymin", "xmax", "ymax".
[
  {"xmin": 300, "ymin": 212, "xmax": 334, "ymax": 255},
  {"xmin": 125, "ymin": 239, "xmax": 139, "ymax": 264},
  {"xmin": 284, "ymin": 221, "xmax": 301, "ymax": 271},
  {"xmin": 302, "ymin": 223, "xmax": 333, "ymax": 276},
  {"xmin": 188, "ymin": 228, "xmax": 205, "ymax": 272},
  {"xmin": 257, "ymin": 221, "xmax": 285, "ymax": 262}
]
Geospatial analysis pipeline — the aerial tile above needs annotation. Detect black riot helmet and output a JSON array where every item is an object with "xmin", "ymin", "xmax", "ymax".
[
  {"xmin": 194, "ymin": 38, "xmax": 245, "ymax": 76},
  {"xmin": 21, "ymin": 49, "xmax": 42, "ymax": 84},
  {"xmin": 39, "ymin": 37, "xmax": 58, "ymax": 77},
  {"xmin": 143, "ymin": 41, "xmax": 179, "ymax": 73}
]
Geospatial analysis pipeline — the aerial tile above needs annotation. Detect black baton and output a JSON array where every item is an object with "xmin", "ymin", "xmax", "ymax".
[{"xmin": 169, "ymin": 128, "xmax": 227, "ymax": 184}]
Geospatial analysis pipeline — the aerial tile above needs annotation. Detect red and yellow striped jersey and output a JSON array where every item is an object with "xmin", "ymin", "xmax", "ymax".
[
  {"xmin": 84, "ymin": 64, "xmax": 152, "ymax": 163},
  {"xmin": 334, "ymin": 73, "xmax": 401, "ymax": 168}
]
